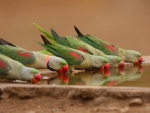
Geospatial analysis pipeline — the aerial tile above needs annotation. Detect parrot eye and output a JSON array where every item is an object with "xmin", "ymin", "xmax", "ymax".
[
  {"xmin": 101, "ymin": 60, "xmax": 104, "ymax": 63},
  {"xmin": 114, "ymin": 60, "xmax": 116, "ymax": 63},
  {"xmin": 30, "ymin": 71, "xmax": 33, "ymax": 74}
]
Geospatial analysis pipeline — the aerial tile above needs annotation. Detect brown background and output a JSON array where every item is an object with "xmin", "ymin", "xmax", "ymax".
[{"xmin": 0, "ymin": 0, "xmax": 150, "ymax": 55}]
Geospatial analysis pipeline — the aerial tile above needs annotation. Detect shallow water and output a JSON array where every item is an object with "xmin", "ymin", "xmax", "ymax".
[
  {"xmin": 0, "ymin": 65, "xmax": 149, "ymax": 87},
  {"xmin": 39, "ymin": 65, "xmax": 149, "ymax": 87}
]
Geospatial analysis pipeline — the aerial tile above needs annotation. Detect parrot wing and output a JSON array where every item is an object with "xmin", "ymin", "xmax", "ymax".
[
  {"xmin": 38, "ymin": 35, "xmax": 85, "ymax": 66},
  {"xmin": 0, "ymin": 45, "xmax": 36, "ymax": 65},
  {"xmin": 33, "ymin": 23, "xmax": 56, "ymax": 41},
  {"xmin": 51, "ymin": 29, "xmax": 93, "ymax": 55},
  {"xmin": 74, "ymin": 26, "xmax": 118, "ymax": 55},
  {"xmin": 0, "ymin": 55, "xmax": 11, "ymax": 76}
]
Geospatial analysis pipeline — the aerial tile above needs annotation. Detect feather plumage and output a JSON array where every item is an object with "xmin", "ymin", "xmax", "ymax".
[
  {"xmin": 0, "ymin": 39, "xmax": 68, "ymax": 73},
  {"xmin": 38, "ymin": 35, "xmax": 109, "ymax": 70},
  {"xmin": 74, "ymin": 26, "xmax": 143, "ymax": 64},
  {"xmin": 0, "ymin": 54, "xmax": 41, "ymax": 83}
]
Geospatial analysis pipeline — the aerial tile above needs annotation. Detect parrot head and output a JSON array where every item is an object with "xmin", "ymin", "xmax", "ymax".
[
  {"xmin": 46, "ymin": 56, "xmax": 69, "ymax": 74},
  {"xmin": 124, "ymin": 50, "xmax": 143, "ymax": 65},
  {"xmin": 20, "ymin": 67, "xmax": 41, "ymax": 83},
  {"xmin": 92, "ymin": 55, "xmax": 110, "ymax": 69},
  {"xmin": 32, "ymin": 73, "xmax": 42, "ymax": 83},
  {"xmin": 106, "ymin": 55, "xmax": 125, "ymax": 68}
]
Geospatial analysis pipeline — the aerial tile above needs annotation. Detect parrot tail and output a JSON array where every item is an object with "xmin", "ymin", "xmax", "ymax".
[
  {"xmin": 0, "ymin": 38, "xmax": 16, "ymax": 47},
  {"xmin": 74, "ymin": 26, "xmax": 84, "ymax": 37}
]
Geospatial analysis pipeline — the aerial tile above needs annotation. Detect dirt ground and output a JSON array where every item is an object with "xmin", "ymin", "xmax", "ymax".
[{"xmin": 1, "ymin": 85, "xmax": 150, "ymax": 113}]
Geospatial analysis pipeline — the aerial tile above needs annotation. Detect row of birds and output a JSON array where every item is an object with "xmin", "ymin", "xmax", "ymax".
[{"xmin": 0, "ymin": 23, "xmax": 143, "ymax": 84}]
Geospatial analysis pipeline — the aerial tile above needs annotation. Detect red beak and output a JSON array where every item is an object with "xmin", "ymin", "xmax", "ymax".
[
  {"xmin": 35, "ymin": 73, "xmax": 41, "ymax": 82},
  {"xmin": 118, "ymin": 61, "xmax": 125, "ymax": 68},
  {"xmin": 32, "ymin": 73, "xmax": 41, "ymax": 83},
  {"xmin": 100, "ymin": 63, "xmax": 110, "ymax": 72},
  {"xmin": 134, "ymin": 56, "xmax": 143, "ymax": 65},
  {"xmin": 104, "ymin": 63, "xmax": 110, "ymax": 70},
  {"xmin": 62, "ymin": 64, "xmax": 69, "ymax": 73},
  {"xmin": 138, "ymin": 56, "xmax": 143, "ymax": 64},
  {"xmin": 57, "ymin": 68, "xmax": 63, "ymax": 74}
]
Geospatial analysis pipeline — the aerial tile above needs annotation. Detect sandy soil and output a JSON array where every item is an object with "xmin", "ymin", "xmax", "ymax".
[{"xmin": 1, "ymin": 85, "xmax": 150, "ymax": 113}]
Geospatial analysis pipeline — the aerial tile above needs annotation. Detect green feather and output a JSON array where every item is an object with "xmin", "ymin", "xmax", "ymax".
[
  {"xmin": 39, "ymin": 50, "xmax": 54, "ymax": 56},
  {"xmin": 51, "ymin": 29, "xmax": 70, "ymax": 46},
  {"xmin": 50, "ymin": 29, "xmax": 123, "ymax": 67},
  {"xmin": 74, "ymin": 26, "xmax": 119, "ymax": 56},
  {"xmin": 51, "ymin": 29, "xmax": 93, "ymax": 55},
  {"xmin": 37, "ymin": 35, "xmax": 85, "ymax": 66},
  {"xmin": 33, "ymin": 23, "xmax": 55, "ymax": 41},
  {"xmin": 0, "ymin": 56, "xmax": 11, "ymax": 75},
  {"xmin": 0, "ymin": 45, "xmax": 36, "ymax": 65}
]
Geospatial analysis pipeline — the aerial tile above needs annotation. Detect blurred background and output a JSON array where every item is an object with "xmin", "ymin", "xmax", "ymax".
[{"xmin": 0, "ymin": 0, "xmax": 150, "ymax": 55}]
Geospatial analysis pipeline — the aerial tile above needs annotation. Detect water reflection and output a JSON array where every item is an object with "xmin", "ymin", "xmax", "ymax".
[
  {"xmin": 0, "ymin": 65, "xmax": 143, "ymax": 86},
  {"xmin": 41, "ymin": 65, "xmax": 143, "ymax": 86}
]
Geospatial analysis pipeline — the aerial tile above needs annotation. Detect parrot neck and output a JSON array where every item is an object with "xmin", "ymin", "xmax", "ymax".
[
  {"xmin": 96, "ymin": 49, "xmax": 106, "ymax": 57},
  {"xmin": 19, "ymin": 66, "xmax": 32, "ymax": 81},
  {"xmin": 29, "ymin": 52, "xmax": 48, "ymax": 69},
  {"xmin": 8, "ymin": 64, "xmax": 24, "ymax": 80},
  {"xmin": 90, "ymin": 55, "xmax": 100, "ymax": 68},
  {"xmin": 118, "ymin": 48, "xmax": 126, "ymax": 61}
]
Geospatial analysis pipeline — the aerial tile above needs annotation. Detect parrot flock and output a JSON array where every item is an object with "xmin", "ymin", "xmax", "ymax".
[{"xmin": 0, "ymin": 23, "xmax": 143, "ymax": 84}]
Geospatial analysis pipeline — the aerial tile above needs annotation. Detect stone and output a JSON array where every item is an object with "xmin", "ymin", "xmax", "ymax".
[
  {"xmin": 129, "ymin": 98, "xmax": 143, "ymax": 106},
  {"xmin": 0, "ymin": 93, "xmax": 9, "ymax": 99},
  {"xmin": 94, "ymin": 97, "xmax": 107, "ymax": 106},
  {"xmin": 93, "ymin": 107, "xmax": 99, "ymax": 112},
  {"xmin": 51, "ymin": 108, "xmax": 56, "ymax": 112},
  {"xmin": 120, "ymin": 107, "xmax": 129, "ymax": 113}
]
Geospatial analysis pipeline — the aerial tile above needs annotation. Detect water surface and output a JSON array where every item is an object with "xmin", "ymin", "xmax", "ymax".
[
  {"xmin": 1, "ymin": 65, "xmax": 149, "ymax": 87},
  {"xmin": 40, "ymin": 65, "xmax": 149, "ymax": 87}
]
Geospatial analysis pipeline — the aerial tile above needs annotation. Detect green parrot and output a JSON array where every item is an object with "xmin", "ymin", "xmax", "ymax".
[
  {"xmin": 50, "ymin": 29, "xmax": 125, "ymax": 68},
  {"xmin": 74, "ymin": 26, "xmax": 143, "ymax": 65},
  {"xmin": 0, "ymin": 38, "xmax": 69, "ymax": 74},
  {"xmin": 33, "ymin": 23, "xmax": 124, "ymax": 68},
  {"xmin": 38, "ymin": 35, "xmax": 110, "ymax": 71},
  {"xmin": 0, "ymin": 54, "xmax": 41, "ymax": 83}
]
